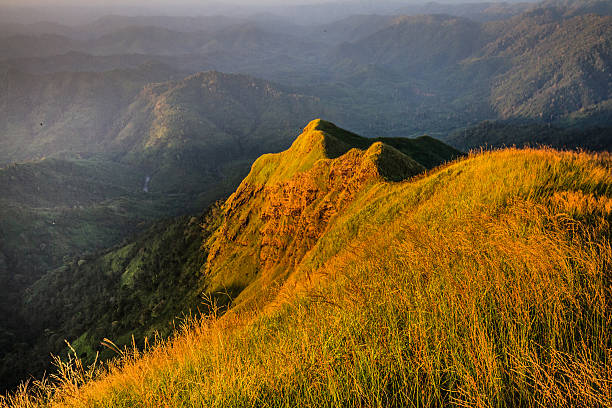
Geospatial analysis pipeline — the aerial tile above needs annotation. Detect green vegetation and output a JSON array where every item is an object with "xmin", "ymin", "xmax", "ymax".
[
  {"xmin": 0, "ymin": 0, "xmax": 611, "ymax": 401},
  {"xmin": 4, "ymin": 120, "xmax": 610, "ymax": 407},
  {"xmin": 483, "ymin": 10, "xmax": 612, "ymax": 121},
  {"xmin": 0, "ymin": 64, "xmax": 179, "ymax": 165},
  {"xmin": 0, "ymin": 69, "xmax": 329, "ymax": 391},
  {"xmin": 446, "ymin": 120, "xmax": 612, "ymax": 151},
  {"xmin": 204, "ymin": 119, "xmax": 459, "ymax": 305},
  {"xmin": 0, "ymin": 120, "xmax": 459, "ymax": 393},
  {"xmin": 5, "ymin": 206, "xmax": 222, "ymax": 389},
  {"xmin": 3, "ymin": 2, "xmax": 610, "ymax": 146},
  {"xmin": 0, "ymin": 156, "xmax": 213, "ymax": 390}
]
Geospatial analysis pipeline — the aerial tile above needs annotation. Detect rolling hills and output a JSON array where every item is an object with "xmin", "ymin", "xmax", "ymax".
[
  {"xmin": 0, "ymin": 63, "xmax": 181, "ymax": 165},
  {"xmin": 3, "ymin": 120, "xmax": 610, "ymax": 407},
  {"xmin": 1, "ymin": 2, "xmax": 611, "ymax": 143},
  {"xmin": 0, "ymin": 0, "xmax": 611, "ymax": 402}
]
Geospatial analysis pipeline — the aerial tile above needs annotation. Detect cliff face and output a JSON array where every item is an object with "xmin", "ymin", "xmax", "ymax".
[{"xmin": 204, "ymin": 119, "xmax": 426, "ymax": 303}]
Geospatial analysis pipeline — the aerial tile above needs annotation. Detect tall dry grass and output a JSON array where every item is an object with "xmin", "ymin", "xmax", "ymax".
[{"xmin": 2, "ymin": 148, "xmax": 611, "ymax": 407}]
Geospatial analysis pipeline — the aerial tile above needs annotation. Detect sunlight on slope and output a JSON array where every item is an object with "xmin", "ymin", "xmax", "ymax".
[{"xmin": 3, "ymin": 147, "xmax": 611, "ymax": 408}]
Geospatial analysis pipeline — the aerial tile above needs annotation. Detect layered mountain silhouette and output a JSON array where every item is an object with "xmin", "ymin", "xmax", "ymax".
[
  {"xmin": 2, "ymin": 3, "xmax": 610, "ymax": 138},
  {"xmin": 0, "ymin": 0, "xmax": 611, "ymax": 399}
]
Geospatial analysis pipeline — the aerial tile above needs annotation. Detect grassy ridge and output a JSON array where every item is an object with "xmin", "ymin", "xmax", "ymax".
[{"xmin": 4, "ymin": 145, "xmax": 610, "ymax": 407}]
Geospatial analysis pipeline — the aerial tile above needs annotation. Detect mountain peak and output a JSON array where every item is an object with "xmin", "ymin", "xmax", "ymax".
[
  {"xmin": 245, "ymin": 119, "xmax": 427, "ymax": 186},
  {"xmin": 204, "ymin": 121, "xmax": 448, "ymax": 305}
]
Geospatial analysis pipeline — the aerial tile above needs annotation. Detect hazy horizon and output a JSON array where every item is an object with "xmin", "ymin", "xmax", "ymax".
[{"xmin": 0, "ymin": 0, "xmax": 536, "ymax": 25}]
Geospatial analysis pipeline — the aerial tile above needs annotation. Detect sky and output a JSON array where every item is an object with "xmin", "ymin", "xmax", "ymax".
[
  {"xmin": 1, "ymin": 0, "xmax": 347, "ymax": 5},
  {"xmin": 0, "ymin": 0, "xmax": 423, "ymax": 25},
  {"xmin": 0, "ymin": 0, "xmax": 523, "ymax": 25}
]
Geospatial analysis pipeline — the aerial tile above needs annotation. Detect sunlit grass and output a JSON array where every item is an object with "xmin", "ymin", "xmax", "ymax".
[{"xmin": 3, "ymin": 148, "xmax": 611, "ymax": 407}]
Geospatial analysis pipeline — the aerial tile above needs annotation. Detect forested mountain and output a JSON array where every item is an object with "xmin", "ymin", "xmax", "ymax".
[
  {"xmin": 334, "ymin": 15, "xmax": 489, "ymax": 73},
  {"xmin": 0, "ymin": 63, "xmax": 181, "ymax": 164},
  {"xmin": 483, "ymin": 10, "xmax": 612, "ymax": 120},
  {"xmin": 0, "ymin": 0, "xmax": 611, "ymax": 400},
  {"xmin": 1, "ymin": 1, "xmax": 610, "ymax": 137}
]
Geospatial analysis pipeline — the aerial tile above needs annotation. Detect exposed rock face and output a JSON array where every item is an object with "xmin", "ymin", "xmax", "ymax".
[{"xmin": 204, "ymin": 119, "xmax": 425, "ymax": 300}]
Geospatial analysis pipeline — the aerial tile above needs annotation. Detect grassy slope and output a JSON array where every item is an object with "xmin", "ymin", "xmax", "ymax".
[
  {"xmin": 4, "ymin": 122, "xmax": 611, "ymax": 407},
  {"xmin": 204, "ymin": 119, "xmax": 460, "ymax": 307}
]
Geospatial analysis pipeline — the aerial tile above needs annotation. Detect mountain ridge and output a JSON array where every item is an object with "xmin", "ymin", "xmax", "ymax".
[
  {"xmin": 204, "ymin": 119, "xmax": 460, "ymax": 309},
  {"xmin": 6, "ymin": 127, "xmax": 610, "ymax": 406}
]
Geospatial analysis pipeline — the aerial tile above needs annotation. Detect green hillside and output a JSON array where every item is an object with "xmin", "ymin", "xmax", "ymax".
[
  {"xmin": 0, "ymin": 69, "xmax": 331, "ymax": 389},
  {"xmin": 0, "ymin": 157, "xmax": 195, "ymax": 390},
  {"xmin": 2, "ymin": 208, "xmax": 220, "ymax": 391},
  {"xmin": 204, "ymin": 119, "xmax": 459, "ymax": 306},
  {"xmin": 0, "ymin": 120, "xmax": 460, "ymax": 394},
  {"xmin": 323, "ymin": 6, "xmax": 612, "ymax": 136},
  {"xmin": 482, "ymin": 10, "xmax": 612, "ymax": 120},
  {"xmin": 4, "ymin": 120, "xmax": 609, "ymax": 407},
  {"xmin": 0, "ymin": 64, "xmax": 180, "ymax": 165}
]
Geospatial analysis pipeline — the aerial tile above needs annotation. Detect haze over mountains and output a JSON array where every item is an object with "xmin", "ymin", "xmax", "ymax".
[{"xmin": 0, "ymin": 0, "xmax": 611, "ymax": 400}]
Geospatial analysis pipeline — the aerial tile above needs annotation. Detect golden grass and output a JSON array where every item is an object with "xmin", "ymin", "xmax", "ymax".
[{"xmin": 3, "ymin": 148, "xmax": 611, "ymax": 407}]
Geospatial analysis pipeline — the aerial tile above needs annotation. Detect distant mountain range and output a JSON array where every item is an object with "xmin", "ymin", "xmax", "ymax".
[
  {"xmin": 0, "ymin": 0, "xmax": 611, "ymax": 395},
  {"xmin": 1, "ymin": 2, "xmax": 610, "ymax": 138}
]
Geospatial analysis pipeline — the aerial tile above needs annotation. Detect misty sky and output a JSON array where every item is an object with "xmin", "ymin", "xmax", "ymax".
[
  {"xmin": 0, "ymin": 0, "xmax": 531, "ymax": 26},
  {"xmin": 2, "ymin": 0, "xmax": 348, "ymax": 5}
]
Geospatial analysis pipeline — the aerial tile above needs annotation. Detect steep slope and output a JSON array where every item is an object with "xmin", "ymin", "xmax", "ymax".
[
  {"xmin": 8, "ymin": 122, "xmax": 611, "ymax": 407},
  {"xmin": 204, "ymin": 119, "xmax": 460, "ymax": 307},
  {"xmin": 482, "ymin": 10, "xmax": 612, "ymax": 120},
  {"xmin": 0, "ymin": 63, "xmax": 180, "ymax": 165},
  {"xmin": 0, "ymin": 208, "xmax": 219, "ymax": 392},
  {"xmin": 324, "ymin": 7, "xmax": 612, "ymax": 136},
  {"xmin": 0, "ymin": 120, "xmax": 459, "ymax": 393},
  {"xmin": 110, "ymin": 71, "xmax": 323, "ymax": 195},
  {"xmin": 0, "ymin": 157, "xmax": 191, "ymax": 391},
  {"xmin": 0, "ymin": 69, "xmax": 322, "ymax": 203}
]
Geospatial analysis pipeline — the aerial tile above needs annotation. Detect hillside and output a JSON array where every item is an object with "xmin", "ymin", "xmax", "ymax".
[
  {"xmin": 0, "ymin": 64, "xmax": 180, "ymax": 165},
  {"xmin": 482, "ymin": 10, "xmax": 612, "ymax": 120},
  {"xmin": 323, "ymin": 6, "xmax": 612, "ymax": 137},
  {"xmin": 110, "ymin": 71, "xmax": 324, "ymax": 195},
  {"xmin": 334, "ymin": 15, "xmax": 489, "ymax": 74},
  {"xmin": 0, "ymin": 71, "xmax": 330, "ymax": 390},
  {"xmin": 3, "ymin": 120, "xmax": 610, "ymax": 407},
  {"xmin": 0, "ymin": 69, "xmax": 325, "ymax": 205},
  {"xmin": 446, "ymin": 121, "xmax": 612, "ymax": 151},
  {"xmin": 1, "ymin": 4, "xmax": 610, "ymax": 145},
  {"xmin": 204, "ymin": 120, "xmax": 460, "ymax": 306},
  {"xmin": 0, "ymin": 209, "xmax": 219, "ymax": 391},
  {"xmin": 0, "ymin": 157, "xmax": 194, "ymax": 390},
  {"xmin": 0, "ymin": 120, "xmax": 459, "ymax": 393}
]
